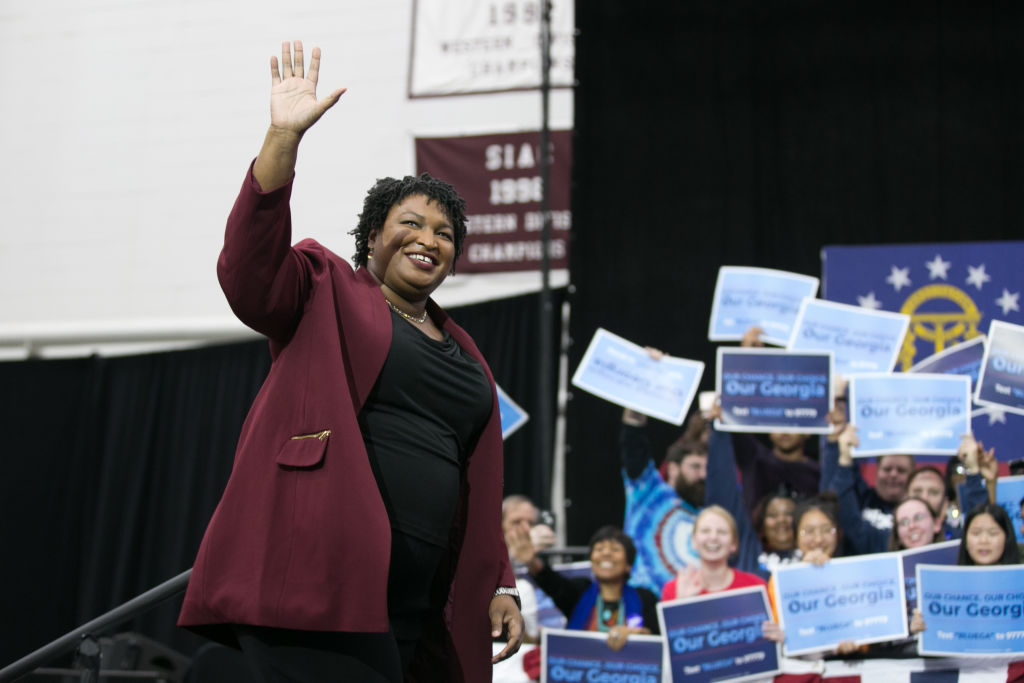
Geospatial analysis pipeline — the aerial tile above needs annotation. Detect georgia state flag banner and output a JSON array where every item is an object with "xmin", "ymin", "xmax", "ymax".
[
  {"xmin": 822, "ymin": 242, "xmax": 1024, "ymax": 369},
  {"xmin": 822, "ymin": 242, "xmax": 1024, "ymax": 464}
]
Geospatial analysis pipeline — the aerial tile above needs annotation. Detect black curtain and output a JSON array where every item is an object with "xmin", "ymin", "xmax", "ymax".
[
  {"xmin": 566, "ymin": 0, "xmax": 1023, "ymax": 544},
  {"xmin": 0, "ymin": 290, "xmax": 559, "ymax": 666},
  {"xmin": 0, "ymin": 342, "xmax": 271, "ymax": 665}
]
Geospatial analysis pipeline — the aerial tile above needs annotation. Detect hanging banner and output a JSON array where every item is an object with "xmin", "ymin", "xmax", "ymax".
[
  {"xmin": 408, "ymin": 0, "xmax": 575, "ymax": 97},
  {"xmin": 821, "ymin": 241, "xmax": 1024, "ymax": 370},
  {"xmin": 416, "ymin": 130, "xmax": 572, "ymax": 273}
]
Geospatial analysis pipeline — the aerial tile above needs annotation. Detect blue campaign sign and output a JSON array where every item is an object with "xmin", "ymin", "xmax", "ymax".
[
  {"xmin": 975, "ymin": 320, "xmax": 1024, "ymax": 416},
  {"xmin": 540, "ymin": 629, "xmax": 663, "ymax": 683},
  {"xmin": 908, "ymin": 335, "xmax": 986, "ymax": 393},
  {"xmin": 848, "ymin": 373, "xmax": 971, "ymax": 457},
  {"xmin": 774, "ymin": 554, "xmax": 907, "ymax": 656},
  {"xmin": 715, "ymin": 348, "xmax": 833, "ymax": 434},
  {"xmin": 917, "ymin": 564, "xmax": 1024, "ymax": 656},
  {"xmin": 571, "ymin": 328, "xmax": 704, "ymax": 425},
  {"xmin": 657, "ymin": 587, "xmax": 780, "ymax": 683},
  {"xmin": 787, "ymin": 298, "xmax": 910, "ymax": 376},
  {"xmin": 995, "ymin": 476, "xmax": 1024, "ymax": 545},
  {"xmin": 900, "ymin": 541, "xmax": 959, "ymax": 613},
  {"xmin": 821, "ymin": 242, "xmax": 1024, "ymax": 371},
  {"xmin": 708, "ymin": 266, "xmax": 820, "ymax": 346},
  {"xmin": 495, "ymin": 384, "xmax": 529, "ymax": 440}
]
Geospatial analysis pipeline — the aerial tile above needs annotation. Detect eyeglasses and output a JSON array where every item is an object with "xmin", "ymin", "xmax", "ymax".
[
  {"xmin": 897, "ymin": 512, "xmax": 930, "ymax": 527},
  {"xmin": 799, "ymin": 525, "xmax": 837, "ymax": 538}
]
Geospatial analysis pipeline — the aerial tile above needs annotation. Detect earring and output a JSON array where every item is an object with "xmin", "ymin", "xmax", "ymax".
[{"xmin": 368, "ymin": 250, "xmax": 374, "ymax": 260}]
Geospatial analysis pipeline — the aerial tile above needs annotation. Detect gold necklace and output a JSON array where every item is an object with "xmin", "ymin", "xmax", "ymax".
[{"xmin": 385, "ymin": 298, "xmax": 428, "ymax": 324}]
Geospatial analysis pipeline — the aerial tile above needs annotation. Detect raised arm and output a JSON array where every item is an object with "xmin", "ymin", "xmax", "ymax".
[
  {"xmin": 831, "ymin": 424, "xmax": 887, "ymax": 554},
  {"xmin": 620, "ymin": 409, "xmax": 654, "ymax": 480},
  {"xmin": 254, "ymin": 41, "xmax": 346, "ymax": 191},
  {"xmin": 705, "ymin": 404, "xmax": 764, "ymax": 576},
  {"xmin": 217, "ymin": 42, "xmax": 347, "ymax": 340}
]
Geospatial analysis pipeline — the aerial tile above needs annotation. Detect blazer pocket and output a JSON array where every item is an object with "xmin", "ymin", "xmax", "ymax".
[{"xmin": 276, "ymin": 429, "xmax": 331, "ymax": 468}]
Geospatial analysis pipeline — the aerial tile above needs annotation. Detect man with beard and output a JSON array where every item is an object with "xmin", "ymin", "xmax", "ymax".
[
  {"xmin": 619, "ymin": 408, "xmax": 707, "ymax": 593},
  {"xmin": 827, "ymin": 423, "xmax": 916, "ymax": 555}
]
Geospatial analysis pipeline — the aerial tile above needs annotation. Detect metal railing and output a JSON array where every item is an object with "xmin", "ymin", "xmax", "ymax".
[
  {"xmin": 0, "ymin": 570, "xmax": 191, "ymax": 683},
  {"xmin": 0, "ymin": 545, "xmax": 589, "ymax": 681}
]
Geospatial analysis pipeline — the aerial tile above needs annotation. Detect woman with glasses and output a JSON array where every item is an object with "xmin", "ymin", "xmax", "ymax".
[
  {"xmin": 761, "ymin": 494, "xmax": 860, "ymax": 655},
  {"xmin": 888, "ymin": 497, "xmax": 944, "ymax": 551}
]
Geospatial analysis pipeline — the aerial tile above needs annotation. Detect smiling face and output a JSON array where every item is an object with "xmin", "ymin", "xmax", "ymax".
[
  {"xmin": 367, "ymin": 194, "xmax": 455, "ymax": 302},
  {"xmin": 693, "ymin": 509, "xmax": 738, "ymax": 564},
  {"xmin": 876, "ymin": 455, "xmax": 914, "ymax": 504},
  {"xmin": 894, "ymin": 499, "xmax": 941, "ymax": 549},
  {"xmin": 590, "ymin": 540, "xmax": 631, "ymax": 583},
  {"xmin": 762, "ymin": 497, "xmax": 795, "ymax": 551},
  {"xmin": 796, "ymin": 508, "xmax": 838, "ymax": 558},
  {"xmin": 965, "ymin": 513, "xmax": 1007, "ymax": 565}
]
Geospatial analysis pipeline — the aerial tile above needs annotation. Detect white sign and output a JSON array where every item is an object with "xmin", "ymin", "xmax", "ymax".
[{"xmin": 409, "ymin": 0, "xmax": 575, "ymax": 97}]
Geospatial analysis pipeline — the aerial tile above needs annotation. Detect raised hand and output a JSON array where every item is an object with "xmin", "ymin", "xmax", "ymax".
[
  {"xmin": 505, "ymin": 523, "xmax": 538, "ymax": 565},
  {"xmin": 836, "ymin": 423, "xmax": 858, "ymax": 466},
  {"xmin": 268, "ymin": 41, "xmax": 346, "ymax": 135},
  {"xmin": 740, "ymin": 326, "xmax": 765, "ymax": 348},
  {"xmin": 253, "ymin": 41, "xmax": 346, "ymax": 190}
]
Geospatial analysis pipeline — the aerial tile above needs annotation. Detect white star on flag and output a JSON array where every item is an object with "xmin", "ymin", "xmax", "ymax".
[
  {"xmin": 925, "ymin": 254, "xmax": 951, "ymax": 280},
  {"xmin": 857, "ymin": 292, "xmax": 883, "ymax": 309},
  {"xmin": 965, "ymin": 264, "xmax": 991, "ymax": 290},
  {"xmin": 885, "ymin": 266, "xmax": 911, "ymax": 292},
  {"xmin": 995, "ymin": 289, "xmax": 1020, "ymax": 315},
  {"xmin": 986, "ymin": 408, "xmax": 1007, "ymax": 426}
]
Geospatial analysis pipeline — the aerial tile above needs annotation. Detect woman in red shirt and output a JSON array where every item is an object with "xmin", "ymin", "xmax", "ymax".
[{"xmin": 661, "ymin": 505, "xmax": 767, "ymax": 601}]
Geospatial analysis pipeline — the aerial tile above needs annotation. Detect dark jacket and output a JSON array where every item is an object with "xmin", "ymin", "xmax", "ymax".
[{"xmin": 179, "ymin": 165, "xmax": 513, "ymax": 682}]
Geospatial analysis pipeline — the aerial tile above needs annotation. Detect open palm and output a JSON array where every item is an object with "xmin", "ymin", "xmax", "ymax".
[{"xmin": 268, "ymin": 41, "xmax": 345, "ymax": 134}]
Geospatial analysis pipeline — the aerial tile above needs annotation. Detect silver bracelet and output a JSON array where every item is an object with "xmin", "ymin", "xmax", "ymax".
[{"xmin": 494, "ymin": 586, "xmax": 522, "ymax": 611}]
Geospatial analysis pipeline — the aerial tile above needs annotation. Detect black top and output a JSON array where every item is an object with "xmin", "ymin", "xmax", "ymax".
[
  {"xmin": 531, "ymin": 564, "xmax": 661, "ymax": 635},
  {"xmin": 359, "ymin": 310, "xmax": 493, "ymax": 547}
]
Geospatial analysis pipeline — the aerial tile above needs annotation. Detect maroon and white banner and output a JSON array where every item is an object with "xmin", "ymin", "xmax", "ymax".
[
  {"xmin": 408, "ymin": 0, "xmax": 574, "ymax": 97},
  {"xmin": 415, "ymin": 130, "xmax": 571, "ymax": 274}
]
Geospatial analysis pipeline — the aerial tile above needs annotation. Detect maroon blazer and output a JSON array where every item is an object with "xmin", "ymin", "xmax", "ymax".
[{"xmin": 178, "ymin": 166, "xmax": 514, "ymax": 681}]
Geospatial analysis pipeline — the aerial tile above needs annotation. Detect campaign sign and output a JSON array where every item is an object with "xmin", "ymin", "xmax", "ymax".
[
  {"xmin": 495, "ymin": 384, "xmax": 529, "ymax": 440},
  {"xmin": 657, "ymin": 587, "xmax": 780, "ymax": 683},
  {"xmin": 975, "ymin": 320, "xmax": 1024, "ymax": 416},
  {"xmin": 995, "ymin": 475, "xmax": 1024, "ymax": 545},
  {"xmin": 908, "ymin": 335, "xmax": 986, "ymax": 393},
  {"xmin": 787, "ymin": 298, "xmax": 910, "ymax": 377},
  {"xmin": 917, "ymin": 564, "xmax": 1024, "ymax": 656},
  {"xmin": 708, "ymin": 267, "xmax": 820, "ymax": 345},
  {"xmin": 848, "ymin": 373, "xmax": 971, "ymax": 457},
  {"xmin": 774, "ymin": 554, "xmax": 907, "ymax": 656},
  {"xmin": 900, "ymin": 541, "xmax": 959, "ymax": 613},
  {"xmin": 715, "ymin": 348, "xmax": 833, "ymax": 434},
  {"xmin": 571, "ymin": 328, "xmax": 705, "ymax": 425},
  {"xmin": 540, "ymin": 629, "xmax": 664, "ymax": 683}
]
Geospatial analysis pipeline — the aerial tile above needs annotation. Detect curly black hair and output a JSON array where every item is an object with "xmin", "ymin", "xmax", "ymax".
[{"xmin": 349, "ymin": 173, "xmax": 468, "ymax": 271}]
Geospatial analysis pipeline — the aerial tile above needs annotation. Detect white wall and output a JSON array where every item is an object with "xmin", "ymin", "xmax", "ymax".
[{"xmin": 0, "ymin": 0, "xmax": 572, "ymax": 357}]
